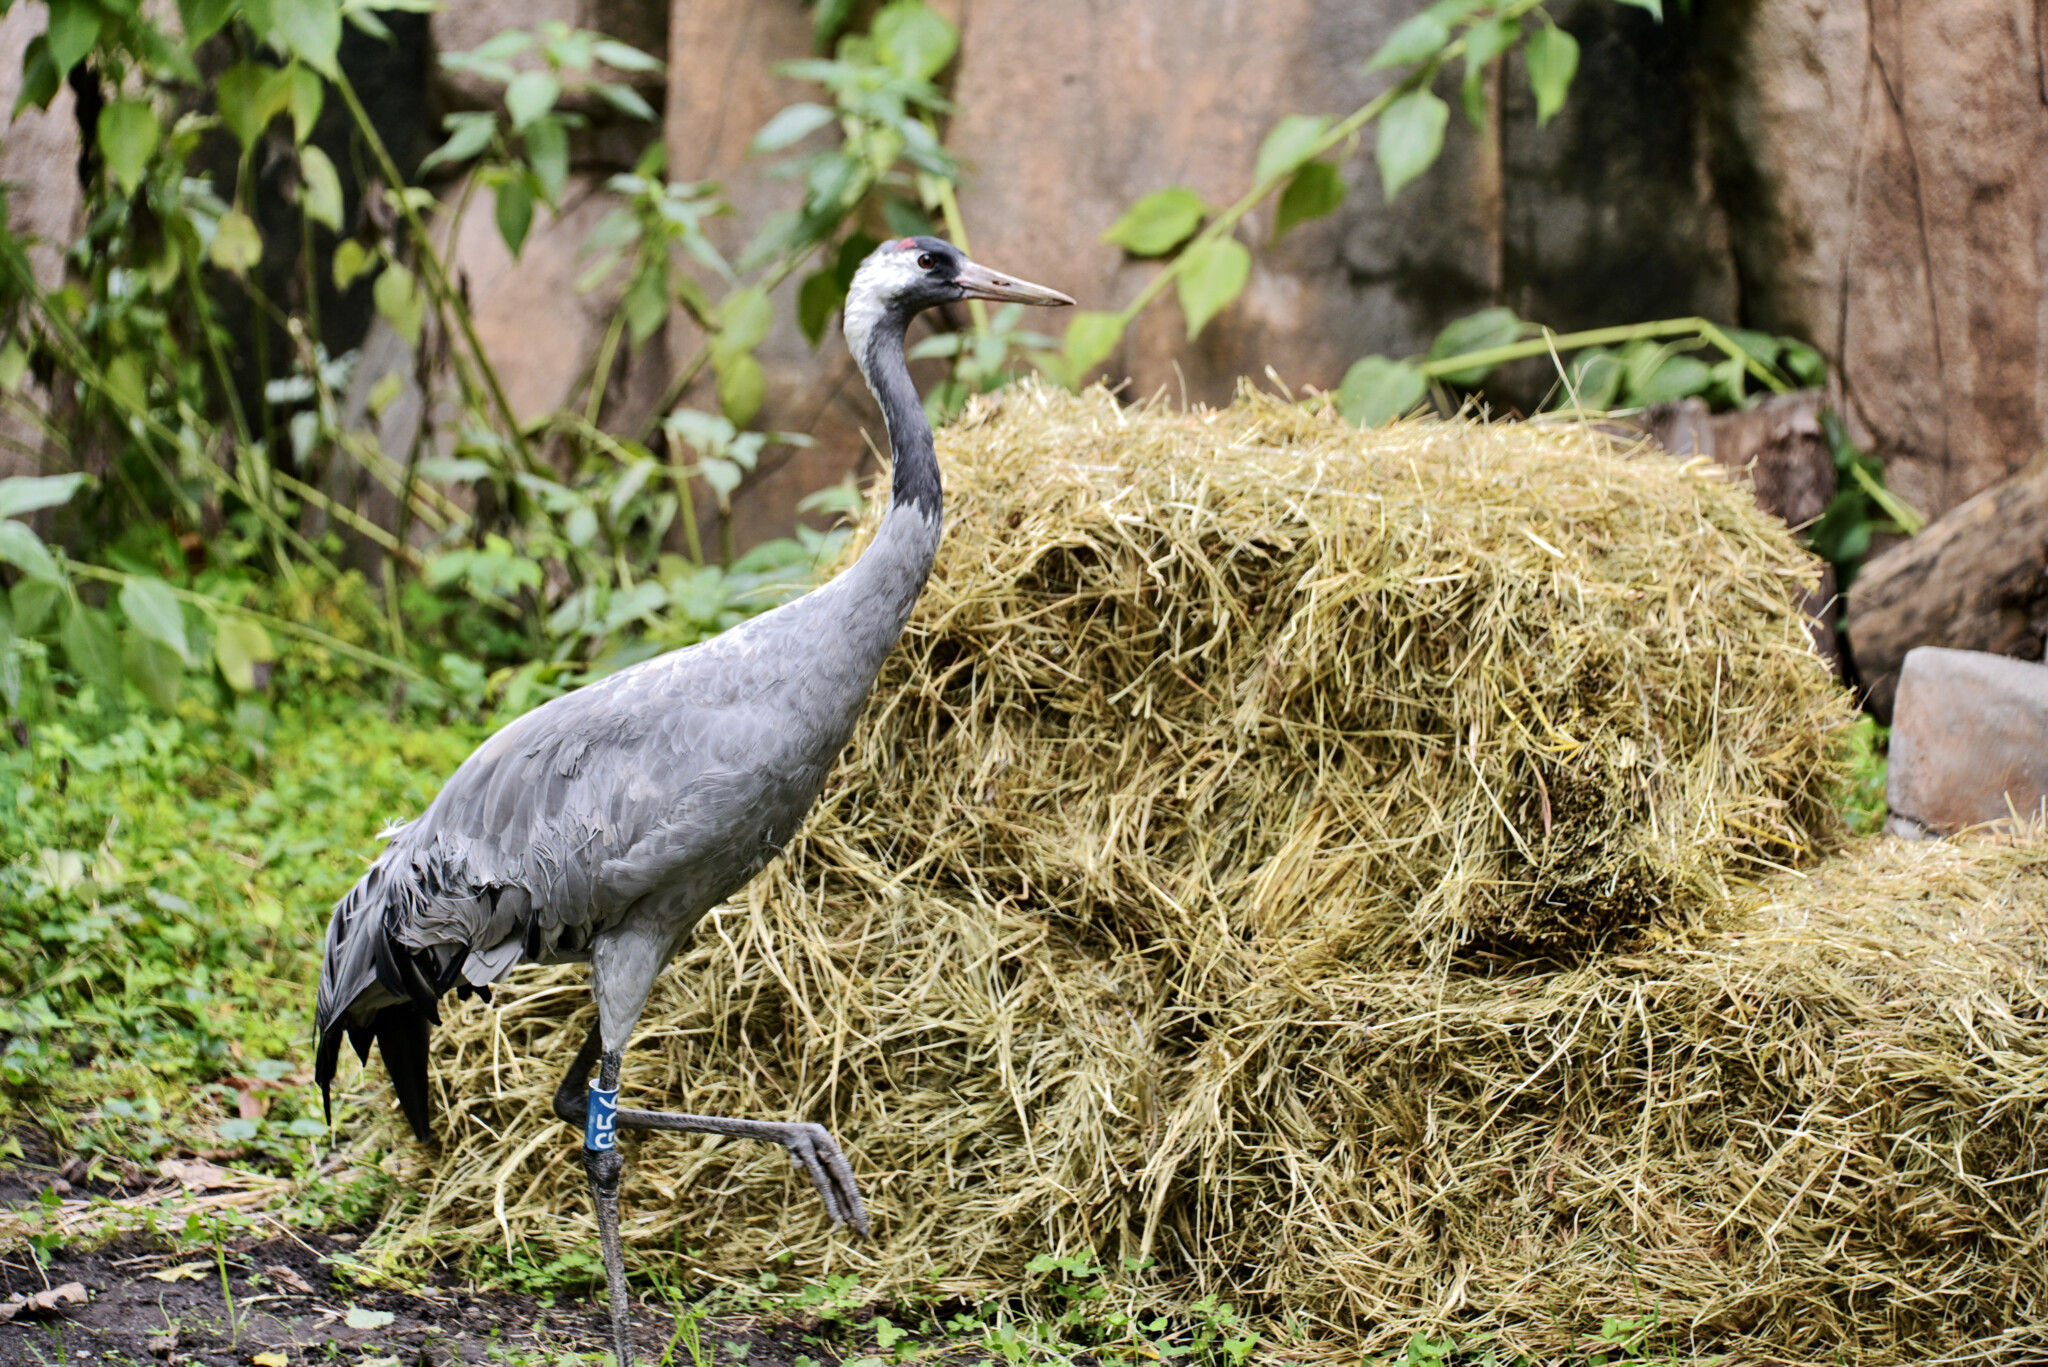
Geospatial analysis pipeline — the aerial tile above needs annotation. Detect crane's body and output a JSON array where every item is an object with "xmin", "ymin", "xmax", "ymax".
[
  {"xmin": 314, "ymin": 237, "xmax": 1070, "ymax": 1366},
  {"xmin": 315, "ymin": 475, "xmax": 939, "ymax": 1092}
]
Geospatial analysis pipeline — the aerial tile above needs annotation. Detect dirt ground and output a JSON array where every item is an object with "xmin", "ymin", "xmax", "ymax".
[
  {"xmin": 0, "ymin": 1163, "xmax": 903, "ymax": 1367},
  {"xmin": 0, "ymin": 1228, "xmax": 862, "ymax": 1366}
]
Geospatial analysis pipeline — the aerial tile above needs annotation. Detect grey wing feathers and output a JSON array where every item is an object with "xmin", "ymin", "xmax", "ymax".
[
  {"xmin": 313, "ymin": 591, "xmax": 883, "ymax": 1139},
  {"xmin": 315, "ymin": 627, "xmax": 794, "ymax": 1030}
]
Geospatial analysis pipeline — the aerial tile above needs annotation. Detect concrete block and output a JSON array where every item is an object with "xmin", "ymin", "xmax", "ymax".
[{"xmin": 1887, "ymin": 647, "xmax": 2048, "ymax": 834}]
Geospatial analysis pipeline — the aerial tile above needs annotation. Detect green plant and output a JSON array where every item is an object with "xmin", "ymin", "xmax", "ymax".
[
  {"xmin": 1809, "ymin": 408, "xmax": 1923, "ymax": 588},
  {"xmin": 1042, "ymin": 0, "xmax": 1612, "ymax": 382},
  {"xmin": 1840, "ymin": 714, "xmax": 1888, "ymax": 835}
]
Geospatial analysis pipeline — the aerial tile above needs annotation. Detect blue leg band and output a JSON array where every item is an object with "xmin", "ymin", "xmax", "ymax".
[{"xmin": 586, "ymin": 1085, "xmax": 619, "ymax": 1151}]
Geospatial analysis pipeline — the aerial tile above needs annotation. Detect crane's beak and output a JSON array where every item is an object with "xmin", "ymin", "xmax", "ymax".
[{"xmin": 954, "ymin": 259, "xmax": 1075, "ymax": 308}]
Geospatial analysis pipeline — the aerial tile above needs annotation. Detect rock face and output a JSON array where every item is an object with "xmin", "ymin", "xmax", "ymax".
[
  {"xmin": 1887, "ymin": 648, "xmax": 2048, "ymax": 835},
  {"xmin": 1845, "ymin": 464, "xmax": 2048, "ymax": 722},
  {"xmin": 440, "ymin": 173, "xmax": 672, "ymax": 431},
  {"xmin": 664, "ymin": 0, "xmax": 1737, "ymax": 545},
  {"xmin": 0, "ymin": 4, "xmax": 81, "ymax": 482},
  {"xmin": 1645, "ymin": 389, "xmax": 1835, "ymax": 529},
  {"xmin": 1700, "ymin": 0, "xmax": 2048, "ymax": 521}
]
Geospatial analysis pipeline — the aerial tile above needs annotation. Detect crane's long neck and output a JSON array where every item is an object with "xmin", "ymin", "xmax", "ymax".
[
  {"xmin": 859, "ymin": 301, "xmax": 940, "ymax": 526},
  {"xmin": 791, "ymin": 300, "xmax": 942, "ymax": 681}
]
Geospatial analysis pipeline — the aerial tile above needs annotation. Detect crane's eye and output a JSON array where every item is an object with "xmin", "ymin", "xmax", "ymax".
[{"xmin": 916, "ymin": 252, "xmax": 935, "ymax": 271}]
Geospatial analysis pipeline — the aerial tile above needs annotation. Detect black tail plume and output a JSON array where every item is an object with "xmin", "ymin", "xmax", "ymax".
[
  {"xmin": 372, "ymin": 1003, "xmax": 435, "ymax": 1144},
  {"xmin": 314, "ymin": 1004, "xmax": 435, "ymax": 1142}
]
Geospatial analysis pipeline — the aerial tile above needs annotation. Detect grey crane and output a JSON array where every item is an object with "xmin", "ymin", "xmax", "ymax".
[{"xmin": 314, "ymin": 237, "xmax": 1072, "ymax": 1365}]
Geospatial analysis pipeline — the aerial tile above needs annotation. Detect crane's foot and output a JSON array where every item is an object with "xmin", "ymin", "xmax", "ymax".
[
  {"xmin": 616, "ymin": 1106, "xmax": 870, "ymax": 1237},
  {"xmin": 555, "ymin": 1031, "xmax": 868, "ymax": 1367}
]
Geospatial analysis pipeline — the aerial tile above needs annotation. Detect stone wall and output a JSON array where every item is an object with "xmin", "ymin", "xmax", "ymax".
[
  {"xmin": 665, "ymin": 0, "xmax": 1741, "ymax": 545},
  {"xmin": 7, "ymin": 0, "xmax": 2048, "ymax": 543},
  {"xmin": 1700, "ymin": 0, "xmax": 2048, "ymax": 521}
]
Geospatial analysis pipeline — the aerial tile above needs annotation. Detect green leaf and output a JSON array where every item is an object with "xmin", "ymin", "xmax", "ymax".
[
  {"xmin": 298, "ymin": 144, "xmax": 343, "ymax": 231},
  {"xmin": 797, "ymin": 268, "xmax": 844, "ymax": 348},
  {"xmin": 1721, "ymin": 327, "xmax": 1781, "ymax": 367},
  {"xmin": 1565, "ymin": 349, "xmax": 1624, "ymax": 410},
  {"xmin": 1274, "ymin": 162, "xmax": 1346, "ymax": 240},
  {"xmin": 0, "ymin": 520, "xmax": 61, "ymax": 581},
  {"xmin": 98, "ymin": 99, "xmax": 159, "ymax": 198},
  {"xmin": 1365, "ymin": 11, "xmax": 1448, "ymax": 71},
  {"xmin": 1523, "ymin": 24, "xmax": 1579, "ymax": 126},
  {"xmin": 1102, "ymin": 187, "xmax": 1205, "ymax": 258},
  {"xmin": 1632, "ymin": 354, "xmax": 1714, "ymax": 406},
  {"xmin": 1782, "ymin": 338, "xmax": 1826, "ymax": 387},
  {"xmin": 1254, "ymin": 114, "xmax": 1330, "ymax": 186},
  {"xmin": 217, "ymin": 61, "xmax": 291, "ymax": 151},
  {"xmin": 177, "ymin": 0, "xmax": 237, "ymax": 44},
  {"xmin": 1376, "ymin": 87, "xmax": 1449, "ymax": 203},
  {"xmin": 1428, "ymin": 306, "xmax": 1522, "ymax": 385},
  {"xmin": 811, "ymin": 0, "xmax": 857, "ymax": 48},
  {"xmin": 210, "ymin": 209, "xmax": 264, "ymax": 276},
  {"xmin": 213, "ymin": 617, "xmax": 276, "ymax": 693},
  {"xmin": 287, "ymin": 63, "xmax": 324, "ymax": 143},
  {"xmin": 697, "ymin": 456, "xmax": 742, "ymax": 502},
  {"xmin": 372, "ymin": 261, "xmax": 424, "ymax": 346},
  {"xmin": 1464, "ymin": 13, "xmax": 1522, "ymax": 75},
  {"xmin": 716, "ymin": 353, "xmax": 766, "ymax": 427},
  {"xmin": 419, "ymin": 113, "xmax": 496, "ymax": 173},
  {"xmin": 118, "ymin": 575, "xmax": 190, "ymax": 664},
  {"xmin": 0, "ymin": 473, "xmax": 90, "ymax": 520},
  {"xmin": 1337, "ymin": 355, "xmax": 1427, "ymax": 426},
  {"xmin": 124, "ymin": 632, "xmax": 182, "ymax": 712},
  {"xmin": 332, "ymin": 239, "xmax": 372, "ymax": 290},
  {"xmin": 591, "ymin": 81, "xmax": 656, "ymax": 123},
  {"xmin": 592, "ymin": 39, "xmax": 665, "ymax": 74},
  {"xmin": 272, "ymin": 0, "xmax": 342, "ymax": 75},
  {"xmin": 98, "ymin": 357, "xmax": 144, "ymax": 424},
  {"xmin": 717, "ymin": 287, "xmax": 773, "ymax": 357},
  {"xmin": 873, "ymin": 0, "xmax": 957, "ymax": 81},
  {"xmin": 523, "ymin": 116, "xmax": 568, "ymax": 202},
  {"xmin": 1063, "ymin": 311, "xmax": 1125, "ymax": 377},
  {"xmin": 1175, "ymin": 237, "xmax": 1250, "ymax": 341},
  {"xmin": 504, "ymin": 69, "xmax": 560, "ymax": 132},
  {"xmin": 14, "ymin": 37, "xmax": 60, "ymax": 118},
  {"xmin": 1459, "ymin": 68, "xmax": 1488, "ymax": 130},
  {"xmin": 0, "ymin": 343, "xmax": 24, "ymax": 394},
  {"xmin": 60, "ymin": 605, "xmax": 121, "ymax": 700},
  {"xmin": 45, "ymin": 0, "xmax": 102, "ymax": 80},
  {"xmin": 1612, "ymin": 0, "xmax": 1662, "ymax": 17},
  {"xmin": 494, "ymin": 175, "xmax": 533, "ymax": 256},
  {"xmin": 14, "ymin": 578, "xmax": 61, "ymax": 634},
  {"xmin": 751, "ymin": 102, "xmax": 836, "ymax": 155},
  {"xmin": 879, "ymin": 196, "xmax": 933, "ymax": 240},
  {"xmin": 623, "ymin": 266, "xmax": 668, "ymax": 345}
]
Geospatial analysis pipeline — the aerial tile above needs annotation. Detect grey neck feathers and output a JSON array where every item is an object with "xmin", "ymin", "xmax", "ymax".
[
  {"xmin": 776, "ymin": 300, "xmax": 943, "ymax": 685},
  {"xmin": 857, "ymin": 303, "xmax": 942, "ymax": 522}
]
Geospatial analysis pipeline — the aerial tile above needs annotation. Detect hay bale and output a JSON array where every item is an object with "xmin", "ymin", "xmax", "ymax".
[
  {"xmin": 360, "ymin": 385, "xmax": 2016, "ymax": 1359},
  {"xmin": 843, "ymin": 383, "xmax": 1846, "ymax": 965}
]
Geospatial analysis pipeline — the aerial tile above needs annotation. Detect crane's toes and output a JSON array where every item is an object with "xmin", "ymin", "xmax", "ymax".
[{"xmin": 784, "ymin": 1122, "xmax": 870, "ymax": 1239}]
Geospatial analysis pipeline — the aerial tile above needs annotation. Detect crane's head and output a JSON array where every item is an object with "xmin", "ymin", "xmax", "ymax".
[{"xmin": 843, "ymin": 236, "xmax": 1073, "ymax": 374}]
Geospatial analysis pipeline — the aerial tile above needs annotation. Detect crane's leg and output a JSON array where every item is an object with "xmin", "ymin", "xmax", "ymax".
[
  {"xmin": 550, "ymin": 1029, "xmax": 868, "ymax": 1367},
  {"xmin": 551, "ymin": 1024, "xmax": 636, "ymax": 1367}
]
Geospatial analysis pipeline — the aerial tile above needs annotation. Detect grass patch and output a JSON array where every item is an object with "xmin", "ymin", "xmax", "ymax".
[{"xmin": 0, "ymin": 687, "xmax": 484, "ymax": 1163}]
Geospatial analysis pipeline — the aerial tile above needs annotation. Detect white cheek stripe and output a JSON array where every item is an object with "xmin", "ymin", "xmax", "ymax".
[{"xmin": 843, "ymin": 252, "xmax": 929, "ymax": 383}]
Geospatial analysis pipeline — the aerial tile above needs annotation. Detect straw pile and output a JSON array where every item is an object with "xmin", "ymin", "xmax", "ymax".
[{"xmin": 353, "ymin": 386, "xmax": 2047, "ymax": 1361}]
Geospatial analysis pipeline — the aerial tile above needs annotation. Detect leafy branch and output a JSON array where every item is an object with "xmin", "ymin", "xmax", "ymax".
[{"xmin": 1055, "ymin": 0, "xmax": 1567, "ymax": 381}]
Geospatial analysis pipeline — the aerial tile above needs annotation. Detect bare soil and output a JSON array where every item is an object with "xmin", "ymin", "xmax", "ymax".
[{"xmin": 0, "ymin": 1225, "xmax": 853, "ymax": 1367}]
